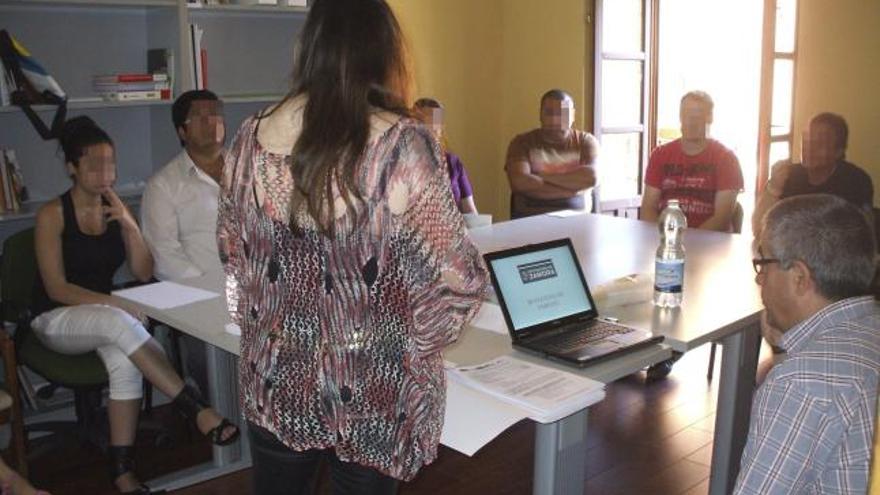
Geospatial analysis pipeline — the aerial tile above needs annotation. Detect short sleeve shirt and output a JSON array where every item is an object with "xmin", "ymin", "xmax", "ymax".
[
  {"xmin": 446, "ymin": 151, "xmax": 474, "ymax": 204},
  {"xmin": 505, "ymin": 128, "xmax": 598, "ymax": 218},
  {"xmin": 781, "ymin": 160, "xmax": 874, "ymax": 211},
  {"xmin": 644, "ymin": 139, "xmax": 743, "ymax": 227}
]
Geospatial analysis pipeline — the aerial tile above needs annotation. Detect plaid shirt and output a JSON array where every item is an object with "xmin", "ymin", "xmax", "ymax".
[{"xmin": 734, "ymin": 296, "xmax": 880, "ymax": 494}]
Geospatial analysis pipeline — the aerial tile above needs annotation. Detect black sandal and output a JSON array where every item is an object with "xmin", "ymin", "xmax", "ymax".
[
  {"xmin": 172, "ymin": 384, "xmax": 241, "ymax": 446},
  {"xmin": 108, "ymin": 446, "xmax": 166, "ymax": 495}
]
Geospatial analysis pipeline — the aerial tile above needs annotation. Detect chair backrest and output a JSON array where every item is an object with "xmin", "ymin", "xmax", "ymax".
[
  {"xmin": 600, "ymin": 195, "xmax": 642, "ymax": 219},
  {"xmin": 731, "ymin": 201, "xmax": 744, "ymax": 234},
  {"xmin": 1, "ymin": 228, "xmax": 36, "ymax": 324}
]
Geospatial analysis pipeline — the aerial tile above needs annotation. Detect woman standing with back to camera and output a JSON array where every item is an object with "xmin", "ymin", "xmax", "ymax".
[{"xmin": 216, "ymin": 0, "xmax": 489, "ymax": 493}]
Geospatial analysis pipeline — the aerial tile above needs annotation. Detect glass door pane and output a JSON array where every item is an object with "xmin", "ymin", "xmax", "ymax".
[
  {"xmin": 598, "ymin": 132, "xmax": 642, "ymax": 199},
  {"xmin": 601, "ymin": 0, "xmax": 644, "ymax": 53},
  {"xmin": 595, "ymin": 0, "xmax": 649, "ymax": 202},
  {"xmin": 774, "ymin": 0, "xmax": 797, "ymax": 53},
  {"xmin": 600, "ymin": 60, "xmax": 644, "ymax": 127},
  {"xmin": 771, "ymin": 58, "xmax": 794, "ymax": 137}
]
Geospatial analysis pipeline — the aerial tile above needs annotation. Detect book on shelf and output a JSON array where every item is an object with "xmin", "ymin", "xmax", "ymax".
[
  {"xmin": 0, "ymin": 58, "xmax": 9, "ymax": 106},
  {"xmin": 4, "ymin": 149, "xmax": 28, "ymax": 203},
  {"xmin": 189, "ymin": 24, "xmax": 206, "ymax": 90},
  {"xmin": 94, "ymin": 81, "xmax": 171, "ymax": 92},
  {"xmin": 101, "ymin": 90, "xmax": 169, "ymax": 102},
  {"xmin": 200, "ymin": 48, "xmax": 208, "ymax": 89},
  {"xmin": 147, "ymin": 48, "xmax": 175, "ymax": 95},
  {"xmin": 93, "ymin": 73, "xmax": 168, "ymax": 84},
  {"xmin": 0, "ymin": 148, "xmax": 26, "ymax": 213}
]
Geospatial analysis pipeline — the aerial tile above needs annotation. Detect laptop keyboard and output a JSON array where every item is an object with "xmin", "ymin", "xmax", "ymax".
[{"xmin": 538, "ymin": 321, "xmax": 634, "ymax": 353}]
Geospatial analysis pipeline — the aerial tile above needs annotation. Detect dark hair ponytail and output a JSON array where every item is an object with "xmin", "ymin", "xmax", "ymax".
[
  {"xmin": 275, "ymin": 0, "xmax": 412, "ymax": 235},
  {"xmin": 58, "ymin": 116, "xmax": 113, "ymax": 166}
]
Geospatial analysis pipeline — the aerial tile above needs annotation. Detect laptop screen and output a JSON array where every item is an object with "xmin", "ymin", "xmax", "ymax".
[{"xmin": 487, "ymin": 242, "xmax": 593, "ymax": 333}]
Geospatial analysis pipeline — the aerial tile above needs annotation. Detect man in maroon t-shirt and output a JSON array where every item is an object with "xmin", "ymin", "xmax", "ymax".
[{"xmin": 640, "ymin": 91, "xmax": 743, "ymax": 232}]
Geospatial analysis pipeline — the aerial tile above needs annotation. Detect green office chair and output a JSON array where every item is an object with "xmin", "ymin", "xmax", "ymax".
[{"xmin": 0, "ymin": 228, "xmax": 110, "ymax": 447}]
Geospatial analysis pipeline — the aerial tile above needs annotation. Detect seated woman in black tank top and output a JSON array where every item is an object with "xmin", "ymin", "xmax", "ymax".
[{"xmin": 30, "ymin": 117, "xmax": 239, "ymax": 495}]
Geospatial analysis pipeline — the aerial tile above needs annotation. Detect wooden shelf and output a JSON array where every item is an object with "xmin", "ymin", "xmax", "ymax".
[
  {"xmin": 0, "ymin": 0, "xmax": 176, "ymax": 9},
  {"xmin": 221, "ymin": 94, "xmax": 285, "ymax": 104},
  {"xmin": 187, "ymin": 2, "xmax": 307, "ymax": 15},
  {"xmin": 0, "ymin": 98, "xmax": 172, "ymax": 114}
]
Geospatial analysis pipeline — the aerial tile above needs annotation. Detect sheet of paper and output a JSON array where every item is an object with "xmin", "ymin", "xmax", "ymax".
[
  {"xmin": 469, "ymin": 302, "xmax": 508, "ymax": 335},
  {"xmin": 225, "ymin": 323, "xmax": 241, "ymax": 336},
  {"xmin": 448, "ymin": 355, "xmax": 604, "ymax": 422},
  {"xmin": 113, "ymin": 281, "xmax": 220, "ymax": 310},
  {"xmin": 441, "ymin": 379, "xmax": 528, "ymax": 456},
  {"xmin": 546, "ymin": 209, "xmax": 586, "ymax": 218}
]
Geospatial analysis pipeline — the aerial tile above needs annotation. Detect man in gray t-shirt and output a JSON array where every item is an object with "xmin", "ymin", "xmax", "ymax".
[{"xmin": 505, "ymin": 89, "xmax": 599, "ymax": 219}]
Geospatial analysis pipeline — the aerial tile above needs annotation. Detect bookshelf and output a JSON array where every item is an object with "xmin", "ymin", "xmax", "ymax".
[{"xmin": 0, "ymin": 0, "xmax": 308, "ymax": 243}]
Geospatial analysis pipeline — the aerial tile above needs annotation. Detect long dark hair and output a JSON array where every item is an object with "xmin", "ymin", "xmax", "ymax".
[{"xmin": 274, "ymin": 0, "xmax": 412, "ymax": 235}]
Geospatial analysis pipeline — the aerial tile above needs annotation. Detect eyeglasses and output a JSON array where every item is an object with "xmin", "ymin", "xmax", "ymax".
[{"xmin": 752, "ymin": 247, "xmax": 780, "ymax": 274}]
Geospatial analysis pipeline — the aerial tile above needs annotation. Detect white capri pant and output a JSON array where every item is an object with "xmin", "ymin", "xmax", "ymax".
[{"xmin": 31, "ymin": 304, "xmax": 159, "ymax": 401}]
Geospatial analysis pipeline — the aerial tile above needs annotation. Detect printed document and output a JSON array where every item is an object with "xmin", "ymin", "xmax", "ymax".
[{"xmin": 447, "ymin": 355, "xmax": 604, "ymax": 423}]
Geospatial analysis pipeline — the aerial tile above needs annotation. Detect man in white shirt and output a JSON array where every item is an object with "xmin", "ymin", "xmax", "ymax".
[
  {"xmin": 142, "ymin": 90, "xmax": 225, "ymax": 280},
  {"xmin": 141, "ymin": 90, "xmax": 225, "ymax": 394}
]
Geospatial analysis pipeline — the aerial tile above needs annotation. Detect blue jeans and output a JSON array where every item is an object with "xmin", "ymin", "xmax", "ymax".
[{"xmin": 248, "ymin": 422, "xmax": 400, "ymax": 495}]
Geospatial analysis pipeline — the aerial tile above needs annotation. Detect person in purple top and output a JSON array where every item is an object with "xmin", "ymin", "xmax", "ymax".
[{"xmin": 414, "ymin": 98, "xmax": 477, "ymax": 213}]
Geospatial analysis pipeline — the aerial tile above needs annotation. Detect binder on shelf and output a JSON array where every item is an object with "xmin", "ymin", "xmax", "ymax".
[{"xmin": 189, "ymin": 23, "xmax": 205, "ymax": 90}]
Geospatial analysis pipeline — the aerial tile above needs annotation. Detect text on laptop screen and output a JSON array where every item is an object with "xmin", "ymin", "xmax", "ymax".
[{"xmin": 489, "ymin": 245, "xmax": 593, "ymax": 331}]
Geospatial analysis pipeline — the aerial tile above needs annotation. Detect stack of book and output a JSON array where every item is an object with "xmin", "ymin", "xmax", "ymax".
[
  {"xmin": 0, "ymin": 148, "xmax": 28, "ymax": 213},
  {"xmin": 93, "ymin": 73, "xmax": 172, "ymax": 102}
]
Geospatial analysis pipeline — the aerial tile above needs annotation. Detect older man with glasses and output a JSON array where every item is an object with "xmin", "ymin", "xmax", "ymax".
[{"xmin": 735, "ymin": 193, "xmax": 879, "ymax": 494}]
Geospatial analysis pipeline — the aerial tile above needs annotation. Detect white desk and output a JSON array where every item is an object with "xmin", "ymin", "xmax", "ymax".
[
  {"xmin": 464, "ymin": 212, "xmax": 763, "ymax": 495},
  {"xmin": 115, "ymin": 272, "xmax": 246, "ymax": 491},
  {"xmin": 119, "ymin": 211, "xmax": 760, "ymax": 495}
]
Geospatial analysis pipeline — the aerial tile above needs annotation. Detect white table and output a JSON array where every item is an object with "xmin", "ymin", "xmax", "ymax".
[
  {"xmin": 119, "ymin": 211, "xmax": 761, "ymax": 495},
  {"xmin": 115, "ymin": 272, "xmax": 246, "ymax": 491},
  {"xmin": 463, "ymin": 212, "xmax": 763, "ymax": 495}
]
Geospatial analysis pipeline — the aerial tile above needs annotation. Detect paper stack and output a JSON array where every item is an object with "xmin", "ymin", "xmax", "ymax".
[{"xmin": 447, "ymin": 355, "xmax": 605, "ymax": 423}]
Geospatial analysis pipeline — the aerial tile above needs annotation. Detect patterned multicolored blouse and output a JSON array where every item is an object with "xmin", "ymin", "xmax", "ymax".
[{"xmin": 217, "ymin": 98, "xmax": 489, "ymax": 481}]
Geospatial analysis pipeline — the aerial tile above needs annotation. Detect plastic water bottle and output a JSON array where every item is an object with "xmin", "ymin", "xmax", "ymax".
[{"xmin": 653, "ymin": 199, "xmax": 687, "ymax": 308}]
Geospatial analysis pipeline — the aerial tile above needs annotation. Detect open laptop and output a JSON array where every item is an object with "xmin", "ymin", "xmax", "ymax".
[{"xmin": 483, "ymin": 238, "xmax": 663, "ymax": 367}]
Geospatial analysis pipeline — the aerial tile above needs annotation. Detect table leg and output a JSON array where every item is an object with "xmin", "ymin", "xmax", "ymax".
[
  {"xmin": 148, "ymin": 345, "xmax": 251, "ymax": 490},
  {"xmin": 533, "ymin": 408, "xmax": 589, "ymax": 495},
  {"xmin": 708, "ymin": 322, "xmax": 761, "ymax": 495}
]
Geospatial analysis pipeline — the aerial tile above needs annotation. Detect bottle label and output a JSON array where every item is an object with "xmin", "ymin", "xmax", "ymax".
[{"xmin": 654, "ymin": 259, "xmax": 684, "ymax": 293}]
